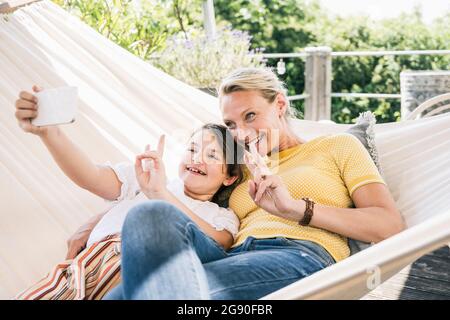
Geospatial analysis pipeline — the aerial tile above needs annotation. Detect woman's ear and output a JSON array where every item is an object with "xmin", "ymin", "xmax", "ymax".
[
  {"xmin": 276, "ymin": 92, "xmax": 287, "ymax": 118},
  {"xmin": 223, "ymin": 175, "xmax": 239, "ymax": 186}
]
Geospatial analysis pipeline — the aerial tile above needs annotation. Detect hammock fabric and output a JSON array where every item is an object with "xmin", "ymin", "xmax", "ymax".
[{"xmin": 0, "ymin": 0, "xmax": 449, "ymax": 300}]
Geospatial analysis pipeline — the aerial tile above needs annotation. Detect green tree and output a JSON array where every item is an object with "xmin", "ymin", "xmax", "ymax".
[
  {"xmin": 52, "ymin": 0, "xmax": 189, "ymax": 60},
  {"xmin": 52, "ymin": 0, "xmax": 449, "ymax": 123},
  {"xmin": 214, "ymin": 0, "xmax": 450, "ymax": 123}
]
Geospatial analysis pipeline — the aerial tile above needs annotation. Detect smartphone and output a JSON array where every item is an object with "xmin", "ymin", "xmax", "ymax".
[{"xmin": 32, "ymin": 86, "xmax": 78, "ymax": 127}]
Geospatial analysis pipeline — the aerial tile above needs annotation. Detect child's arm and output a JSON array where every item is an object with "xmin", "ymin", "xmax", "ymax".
[
  {"xmin": 39, "ymin": 127, "xmax": 121, "ymax": 200},
  {"xmin": 15, "ymin": 87, "xmax": 122, "ymax": 201}
]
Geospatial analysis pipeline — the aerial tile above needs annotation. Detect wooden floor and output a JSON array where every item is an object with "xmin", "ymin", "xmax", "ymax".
[{"xmin": 362, "ymin": 246, "xmax": 450, "ymax": 300}]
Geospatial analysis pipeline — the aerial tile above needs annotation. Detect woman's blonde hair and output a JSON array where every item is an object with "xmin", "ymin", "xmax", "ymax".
[{"xmin": 218, "ymin": 67, "xmax": 297, "ymax": 119}]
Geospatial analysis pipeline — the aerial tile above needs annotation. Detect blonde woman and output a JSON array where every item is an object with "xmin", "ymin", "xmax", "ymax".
[{"xmin": 108, "ymin": 67, "xmax": 405, "ymax": 300}]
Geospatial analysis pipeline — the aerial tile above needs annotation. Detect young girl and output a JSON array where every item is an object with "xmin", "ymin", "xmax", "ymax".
[
  {"xmin": 13, "ymin": 86, "xmax": 244, "ymax": 299},
  {"xmin": 87, "ymin": 124, "xmax": 243, "ymax": 250}
]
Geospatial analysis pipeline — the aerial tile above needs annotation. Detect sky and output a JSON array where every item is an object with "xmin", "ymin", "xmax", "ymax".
[{"xmin": 314, "ymin": 0, "xmax": 450, "ymax": 24}]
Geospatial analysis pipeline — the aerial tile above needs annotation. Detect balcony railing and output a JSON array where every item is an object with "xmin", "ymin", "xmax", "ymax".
[{"xmin": 263, "ymin": 48, "xmax": 450, "ymax": 121}]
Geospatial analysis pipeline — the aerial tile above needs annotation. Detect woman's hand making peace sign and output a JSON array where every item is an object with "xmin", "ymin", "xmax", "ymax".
[
  {"xmin": 244, "ymin": 143, "xmax": 306, "ymax": 220},
  {"xmin": 135, "ymin": 135, "xmax": 169, "ymax": 199}
]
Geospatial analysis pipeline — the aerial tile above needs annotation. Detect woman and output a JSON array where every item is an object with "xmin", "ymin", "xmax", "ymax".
[{"xmin": 104, "ymin": 67, "xmax": 405, "ymax": 300}]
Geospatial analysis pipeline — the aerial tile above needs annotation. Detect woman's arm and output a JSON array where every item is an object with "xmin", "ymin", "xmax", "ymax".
[
  {"xmin": 246, "ymin": 148, "xmax": 405, "ymax": 244},
  {"xmin": 15, "ymin": 87, "xmax": 122, "ymax": 201},
  {"xmin": 65, "ymin": 208, "xmax": 110, "ymax": 259},
  {"xmin": 285, "ymin": 183, "xmax": 406, "ymax": 243}
]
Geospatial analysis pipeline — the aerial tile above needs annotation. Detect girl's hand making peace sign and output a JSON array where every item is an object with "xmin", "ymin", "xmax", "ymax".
[{"xmin": 135, "ymin": 135, "xmax": 169, "ymax": 199}]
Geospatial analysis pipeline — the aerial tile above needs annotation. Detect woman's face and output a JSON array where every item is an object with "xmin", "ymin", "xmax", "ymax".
[
  {"xmin": 178, "ymin": 130, "xmax": 237, "ymax": 197},
  {"xmin": 220, "ymin": 90, "xmax": 287, "ymax": 156}
]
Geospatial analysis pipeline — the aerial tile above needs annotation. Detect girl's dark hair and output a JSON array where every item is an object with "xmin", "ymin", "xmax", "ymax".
[{"xmin": 191, "ymin": 123, "xmax": 244, "ymax": 208}]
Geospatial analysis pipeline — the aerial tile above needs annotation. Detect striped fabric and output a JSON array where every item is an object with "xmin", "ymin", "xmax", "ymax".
[{"xmin": 15, "ymin": 234, "xmax": 121, "ymax": 300}]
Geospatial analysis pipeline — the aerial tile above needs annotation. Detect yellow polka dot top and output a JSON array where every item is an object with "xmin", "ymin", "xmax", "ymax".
[{"xmin": 229, "ymin": 133, "xmax": 386, "ymax": 262}]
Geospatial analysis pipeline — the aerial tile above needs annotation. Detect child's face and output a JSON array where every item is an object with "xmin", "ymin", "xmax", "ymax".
[{"xmin": 178, "ymin": 130, "xmax": 236, "ymax": 197}]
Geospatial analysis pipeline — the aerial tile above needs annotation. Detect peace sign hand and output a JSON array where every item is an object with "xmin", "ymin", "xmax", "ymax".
[
  {"xmin": 135, "ymin": 135, "xmax": 168, "ymax": 199},
  {"xmin": 244, "ymin": 143, "xmax": 303, "ymax": 219}
]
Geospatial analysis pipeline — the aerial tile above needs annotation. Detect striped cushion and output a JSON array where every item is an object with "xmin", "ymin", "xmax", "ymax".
[{"xmin": 15, "ymin": 234, "xmax": 121, "ymax": 300}]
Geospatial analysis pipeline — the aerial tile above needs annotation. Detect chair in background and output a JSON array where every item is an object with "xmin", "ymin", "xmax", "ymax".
[{"xmin": 406, "ymin": 92, "xmax": 450, "ymax": 120}]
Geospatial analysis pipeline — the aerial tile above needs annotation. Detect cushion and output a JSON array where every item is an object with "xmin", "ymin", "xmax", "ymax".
[
  {"xmin": 345, "ymin": 111, "xmax": 382, "ymax": 173},
  {"xmin": 345, "ymin": 111, "xmax": 382, "ymax": 255}
]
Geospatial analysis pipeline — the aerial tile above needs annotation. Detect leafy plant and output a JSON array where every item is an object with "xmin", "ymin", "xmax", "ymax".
[
  {"xmin": 52, "ymin": 0, "xmax": 175, "ymax": 60},
  {"xmin": 153, "ymin": 27, "xmax": 265, "ymax": 89}
]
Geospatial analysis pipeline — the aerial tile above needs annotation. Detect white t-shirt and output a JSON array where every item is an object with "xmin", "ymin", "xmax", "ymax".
[{"xmin": 87, "ymin": 162, "xmax": 240, "ymax": 247}]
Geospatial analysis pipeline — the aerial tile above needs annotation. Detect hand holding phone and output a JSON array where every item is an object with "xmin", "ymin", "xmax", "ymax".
[{"xmin": 32, "ymin": 86, "xmax": 78, "ymax": 127}]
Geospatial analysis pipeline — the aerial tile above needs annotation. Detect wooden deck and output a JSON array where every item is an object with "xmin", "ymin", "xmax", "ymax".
[{"xmin": 362, "ymin": 246, "xmax": 450, "ymax": 300}]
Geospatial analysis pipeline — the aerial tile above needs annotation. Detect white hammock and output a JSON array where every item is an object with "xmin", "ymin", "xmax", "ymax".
[{"xmin": 0, "ymin": 0, "xmax": 449, "ymax": 300}]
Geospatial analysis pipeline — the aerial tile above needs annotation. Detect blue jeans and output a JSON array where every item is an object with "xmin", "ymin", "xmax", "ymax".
[{"xmin": 104, "ymin": 200, "xmax": 335, "ymax": 300}]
